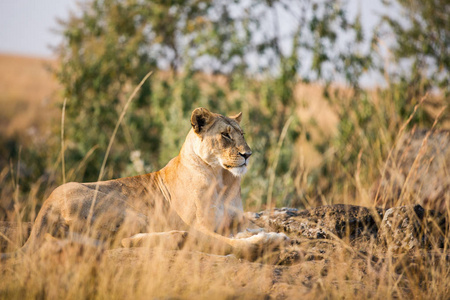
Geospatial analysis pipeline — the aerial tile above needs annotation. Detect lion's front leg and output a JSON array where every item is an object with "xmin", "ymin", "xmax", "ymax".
[{"xmin": 121, "ymin": 230, "xmax": 188, "ymax": 250}]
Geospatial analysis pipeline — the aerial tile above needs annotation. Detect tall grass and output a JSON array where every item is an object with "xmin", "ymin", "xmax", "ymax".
[
  {"xmin": 1, "ymin": 218, "xmax": 449, "ymax": 299},
  {"xmin": 0, "ymin": 61, "xmax": 449, "ymax": 298}
]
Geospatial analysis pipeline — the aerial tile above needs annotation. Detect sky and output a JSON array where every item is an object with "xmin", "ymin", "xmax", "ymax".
[
  {"xmin": 0, "ymin": 0, "xmax": 390, "ymax": 59},
  {"xmin": 0, "ymin": 0, "xmax": 82, "ymax": 57}
]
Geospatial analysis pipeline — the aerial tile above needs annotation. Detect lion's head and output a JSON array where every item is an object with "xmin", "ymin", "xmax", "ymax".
[{"xmin": 190, "ymin": 107, "xmax": 252, "ymax": 177}]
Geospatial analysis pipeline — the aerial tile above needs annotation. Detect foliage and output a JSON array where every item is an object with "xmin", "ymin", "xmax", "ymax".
[
  {"xmin": 0, "ymin": 0, "xmax": 448, "ymax": 219},
  {"xmin": 379, "ymin": 0, "xmax": 449, "ymax": 95},
  {"xmin": 370, "ymin": 0, "xmax": 449, "ymax": 125},
  {"xmin": 54, "ymin": 0, "xmax": 369, "ymax": 209}
]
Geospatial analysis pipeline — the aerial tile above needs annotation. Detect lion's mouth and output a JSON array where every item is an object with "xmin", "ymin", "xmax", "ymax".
[
  {"xmin": 220, "ymin": 159, "xmax": 248, "ymax": 177},
  {"xmin": 224, "ymin": 162, "xmax": 247, "ymax": 169}
]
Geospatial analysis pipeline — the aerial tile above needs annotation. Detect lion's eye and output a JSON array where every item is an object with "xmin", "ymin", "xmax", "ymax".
[{"xmin": 221, "ymin": 132, "xmax": 231, "ymax": 140}]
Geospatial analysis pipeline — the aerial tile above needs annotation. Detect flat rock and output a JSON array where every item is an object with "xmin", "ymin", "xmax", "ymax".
[
  {"xmin": 247, "ymin": 204, "xmax": 385, "ymax": 241},
  {"xmin": 378, "ymin": 204, "xmax": 448, "ymax": 253}
]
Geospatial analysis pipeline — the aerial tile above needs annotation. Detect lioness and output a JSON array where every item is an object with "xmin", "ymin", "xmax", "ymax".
[{"xmin": 2, "ymin": 108, "xmax": 286, "ymax": 260}]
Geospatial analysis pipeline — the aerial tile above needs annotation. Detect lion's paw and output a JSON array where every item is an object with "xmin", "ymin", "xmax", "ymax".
[
  {"xmin": 230, "ymin": 231, "xmax": 289, "ymax": 261},
  {"xmin": 232, "ymin": 231, "xmax": 289, "ymax": 248},
  {"xmin": 234, "ymin": 228, "xmax": 265, "ymax": 239},
  {"xmin": 244, "ymin": 231, "xmax": 289, "ymax": 244}
]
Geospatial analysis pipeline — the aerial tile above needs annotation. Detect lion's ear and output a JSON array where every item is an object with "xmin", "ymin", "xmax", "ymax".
[
  {"xmin": 191, "ymin": 107, "xmax": 214, "ymax": 134},
  {"xmin": 230, "ymin": 112, "xmax": 242, "ymax": 124}
]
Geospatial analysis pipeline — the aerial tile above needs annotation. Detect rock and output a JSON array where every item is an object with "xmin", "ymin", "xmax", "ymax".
[
  {"xmin": 377, "ymin": 204, "xmax": 448, "ymax": 253},
  {"xmin": 248, "ymin": 204, "xmax": 385, "ymax": 241},
  {"xmin": 372, "ymin": 129, "xmax": 450, "ymax": 211},
  {"xmin": 249, "ymin": 204, "xmax": 449, "ymax": 255}
]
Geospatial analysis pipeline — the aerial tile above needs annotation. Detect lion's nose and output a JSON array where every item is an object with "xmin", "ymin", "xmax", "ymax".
[{"xmin": 239, "ymin": 152, "xmax": 252, "ymax": 160}]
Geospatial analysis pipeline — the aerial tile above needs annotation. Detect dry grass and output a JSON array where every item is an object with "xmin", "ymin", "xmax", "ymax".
[
  {"xmin": 0, "ymin": 54, "xmax": 449, "ymax": 299},
  {"xmin": 1, "ymin": 217, "xmax": 450, "ymax": 299}
]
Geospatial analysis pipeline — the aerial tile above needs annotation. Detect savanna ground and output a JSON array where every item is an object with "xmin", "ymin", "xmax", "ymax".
[{"xmin": 0, "ymin": 53, "xmax": 449, "ymax": 299}]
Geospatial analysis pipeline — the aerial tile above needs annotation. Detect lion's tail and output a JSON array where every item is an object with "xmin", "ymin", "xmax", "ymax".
[
  {"xmin": 0, "ymin": 232, "xmax": 36, "ymax": 262},
  {"xmin": 1, "ymin": 250, "xmax": 21, "ymax": 261},
  {"xmin": 0, "ymin": 205, "xmax": 53, "ymax": 262}
]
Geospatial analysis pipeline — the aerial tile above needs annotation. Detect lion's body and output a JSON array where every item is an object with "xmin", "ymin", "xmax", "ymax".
[{"xmin": 2, "ymin": 108, "xmax": 286, "ymax": 260}]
